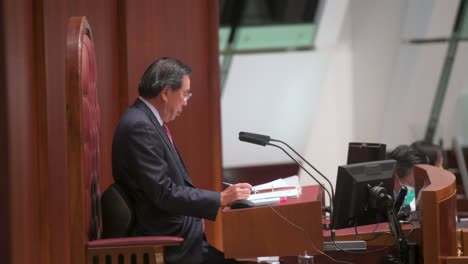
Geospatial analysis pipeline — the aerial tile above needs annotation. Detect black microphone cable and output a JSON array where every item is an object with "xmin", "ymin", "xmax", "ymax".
[
  {"xmin": 267, "ymin": 142, "xmax": 333, "ymax": 217},
  {"xmin": 269, "ymin": 137, "xmax": 335, "ymax": 227},
  {"xmin": 239, "ymin": 131, "xmax": 335, "ymax": 224},
  {"xmin": 270, "ymin": 138, "xmax": 336, "ymax": 206}
]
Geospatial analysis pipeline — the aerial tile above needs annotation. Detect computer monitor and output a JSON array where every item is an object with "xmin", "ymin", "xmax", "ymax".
[
  {"xmin": 331, "ymin": 159, "xmax": 396, "ymax": 230},
  {"xmin": 347, "ymin": 142, "xmax": 386, "ymax": 164}
]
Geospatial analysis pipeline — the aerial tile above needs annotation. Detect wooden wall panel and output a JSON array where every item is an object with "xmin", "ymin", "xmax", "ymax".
[
  {"xmin": 73, "ymin": 1, "xmax": 124, "ymax": 190},
  {"xmin": 41, "ymin": 1, "xmax": 120, "ymax": 264},
  {"xmin": 206, "ymin": 1, "xmax": 224, "ymax": 248},
  {"xmin": 42, "ymin": 1, "xmax": 124, "ymax": 263},
  {"xmin": 42, "ymin": 1, "xmax": 72, "ymax": 263},
  {"xmin": 32, "ymin": 0, "xmax": 51, "ymax": 263},
  {"xmin": 0, "ymin": 1, "xmax": 11, "ymax": 263},
  {"xmin": 1, "ymin": 0, "xmax": 45, "ymax": 264},
  {"xmin": 44, "ymin": 0, "xmax": 74, "ymax": 264},
  {"xmin": 2, "ymin": 0, "xmax": 222, "ymax": 263},
  {"xmin": 125, "ymin": 0, "xmax": 223, "ymax": 247}
]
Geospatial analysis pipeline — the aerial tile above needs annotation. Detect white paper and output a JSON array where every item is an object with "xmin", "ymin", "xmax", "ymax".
[
  {"xmin": 248, "ymin": 175, "xmax": 301, "ymax": 201},
  {"xmin": 253, "ymin": 175, "xmax": 299, "ymax": 191}
]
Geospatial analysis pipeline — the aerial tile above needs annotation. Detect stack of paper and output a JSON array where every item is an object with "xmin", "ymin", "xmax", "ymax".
[{"xmin": 248, "ymin": 175, "xmax": 301, "ymax": 203}]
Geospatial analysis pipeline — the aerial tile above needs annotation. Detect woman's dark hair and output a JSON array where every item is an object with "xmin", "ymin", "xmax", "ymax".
[
  {"xmin": 410, "ymin": 140, "xmax": 443, "ymax": 166},
  {"xmin": 388, "ymin": 145, "xmax": 428, "ymax": 179},
  {"xmin": 138, "ymin": 57, "xmax": 192, "ymax": 98}
]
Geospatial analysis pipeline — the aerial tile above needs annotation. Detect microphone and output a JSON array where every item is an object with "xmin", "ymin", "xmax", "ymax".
[
  {"xmin": 239, "ymin": 132, "xmax": 270, "ymax": 146},
  {"xmin": 238, "ymin": 131, "xmax": 335, "ymax": 218}
]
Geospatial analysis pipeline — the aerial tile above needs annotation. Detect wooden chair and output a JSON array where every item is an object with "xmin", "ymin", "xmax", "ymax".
[
  {"xmin": 66, "ymin": 16, "xmax": 183, "ymax": 264},
  {"xmin": 101, "ymin": 183, "xmax": 136, "ymax": 239}
]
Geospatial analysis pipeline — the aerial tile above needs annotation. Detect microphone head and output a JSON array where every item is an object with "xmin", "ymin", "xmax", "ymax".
[{"xmin": 238, "ymin": 131, "xmax": 270, "ymax": 146}]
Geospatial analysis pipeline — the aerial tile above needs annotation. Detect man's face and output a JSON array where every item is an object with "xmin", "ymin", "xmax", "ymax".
[{"xmin": 164, "ymin": 75, "xmax": 191, "ymax": 122}]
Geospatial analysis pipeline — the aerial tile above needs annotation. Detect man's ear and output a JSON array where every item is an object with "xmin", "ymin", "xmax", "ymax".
[{"xmin": 161, "ymin": 86, "xmax": 171, "ymax": 102}]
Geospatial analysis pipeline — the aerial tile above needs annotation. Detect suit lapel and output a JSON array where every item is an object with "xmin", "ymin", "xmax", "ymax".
[
  {"xmin": 133, "ymin": 99, "xmax": 194, "ymax": 187},
  {"xmin": 172, "ymin": 144, "xmax": 194, "ymax": 186},
  {"xmin": 172, "ymin": 144, "xmax": 193, "ymax": 185}
]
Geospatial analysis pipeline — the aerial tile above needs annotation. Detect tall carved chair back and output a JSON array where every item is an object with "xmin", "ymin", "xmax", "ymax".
[{"xmin": 66, "ymin": 16, "xmax": 183, "ymax": 264}]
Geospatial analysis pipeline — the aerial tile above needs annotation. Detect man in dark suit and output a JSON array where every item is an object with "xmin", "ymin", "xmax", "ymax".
[{"xmin": 112, "ymin": 57, "xmax": 252, "ymax": 264}]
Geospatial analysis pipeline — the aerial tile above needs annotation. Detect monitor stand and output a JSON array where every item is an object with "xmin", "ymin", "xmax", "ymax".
[{"xmin": 370, "ymin": 185, "xmax": 410, "ymax": 264}]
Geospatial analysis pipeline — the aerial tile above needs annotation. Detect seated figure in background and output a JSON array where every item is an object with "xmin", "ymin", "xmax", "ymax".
[
  {"xmin": 388, "ymin": 145, "xmax": 429, "ymax": 214},
  {"xmin": 410, "ymin": 140, "xmax": 444, "ymax": 168}
]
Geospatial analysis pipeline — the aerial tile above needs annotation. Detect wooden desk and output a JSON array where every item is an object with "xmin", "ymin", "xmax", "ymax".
[
  {"xmin": 223, "ymin": 185, "xmax": 324, "ymax": 258},
  {"xmin": 415, "ymin": 165, "xmax": 457, "ymax": 263},
  {"xmin": 224, "ymin": 165, "xmax": 459, "ymax": 264}
]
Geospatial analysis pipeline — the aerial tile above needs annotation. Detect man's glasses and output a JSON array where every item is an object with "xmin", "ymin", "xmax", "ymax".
[{"xmin": 184, "ymin": 92, "xmax": 192, "ymax": 102}]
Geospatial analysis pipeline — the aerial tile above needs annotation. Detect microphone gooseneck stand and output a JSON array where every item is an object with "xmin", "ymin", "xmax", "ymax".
[
  {"xmin": 268, "ymin": 139, "xmax": 337, "ymax": 231},
  {"xmin": 238, "ymin": 131, "xmax": 335, "ymax": 224},
  {"xmin": 369, "ymin": 185, "xmax": 409, "ymax": 264},
  {"xmin": 270, "ymin": 138, "xmax": 335, "ymax": 202},
  {"xmin": 266, "ymin": 142, "xmax": 333, "ymax": 217}
]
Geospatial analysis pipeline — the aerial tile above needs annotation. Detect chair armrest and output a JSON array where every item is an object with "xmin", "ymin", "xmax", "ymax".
[{"xmin": 87, "ymin": 236, "xmax": 184, "ymax": 248}]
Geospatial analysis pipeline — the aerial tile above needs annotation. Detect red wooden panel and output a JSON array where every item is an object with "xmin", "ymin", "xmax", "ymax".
[
  {"xmin": 32, "ymin": 2, "xmax": 52, "ymax": 264},
  {"xmin": 3, "ymin": 0, "xmax": 222, "ymax": 263},
  {"xmin": 73, "ymin": 1, "xmax": 124, "ymax": 190},
  {"xmin": 440, "ymin": 195, "xmax": 458, "ymax": 257},
  {"xmin": 124, "ymin": 0, "xmax": 222, "ymax": 247},
  {"xmin": 223, "ymin": 163, "xmax": 300, "ymax": 186},
  {"xmin": 42, "ymin": 0, "xmax": 72, "ymax": 262},
  {"xmin": 0, "ymin": 2, "xmax": 10, "ymax": 262},
  {"xmin": 1, "ymin": 0, "xmax": 46, "ymax": 264},
  {"xmin": 416, "ymin": 165, "xmax": 458, "ymax": 264},
  {"xmin": 42, "ymin": 1, "xmax": 123, "ymax": 263}
]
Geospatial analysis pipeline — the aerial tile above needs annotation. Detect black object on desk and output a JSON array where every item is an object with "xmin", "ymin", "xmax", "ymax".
[{"xmin": 230, "ymin": 199, "xmax": 255, "ymax": 209}]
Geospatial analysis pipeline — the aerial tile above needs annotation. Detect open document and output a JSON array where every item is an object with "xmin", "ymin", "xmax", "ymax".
[{"xmin": 247, "ymin": 175, "xmax": 301, "ymax": 206}]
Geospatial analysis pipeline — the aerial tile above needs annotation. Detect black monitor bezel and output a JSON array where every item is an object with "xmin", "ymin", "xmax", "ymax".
[
  {"xmin": 346, "ymin": 142, "xmax": 387, "ymax": 165},
  {"xmin": 331, "ymin": 159, "xmax": 396, "ymax": 230}
]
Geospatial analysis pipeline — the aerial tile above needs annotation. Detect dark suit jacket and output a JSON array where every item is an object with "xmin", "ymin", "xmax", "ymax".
[{"xmin": 112, "ymin": 99, "xmax": 220, "ymax": 264}]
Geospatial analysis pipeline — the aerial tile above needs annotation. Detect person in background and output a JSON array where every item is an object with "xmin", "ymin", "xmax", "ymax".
[
  {"xmin": 410, "ymin": 140, "xmax": 444, "ymax": 168},
  {"xmin": 112, "ymin": 57, "xmax": 251, "ymax": 264},
  {"xmin": 388, "ymin": 145, "xmax": 429, "ymax": 213}
]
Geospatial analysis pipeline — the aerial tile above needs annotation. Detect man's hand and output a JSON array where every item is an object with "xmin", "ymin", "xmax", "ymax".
[{"xmin": 220, "ymin": 183, "xmax": 253, "ymax": 208}]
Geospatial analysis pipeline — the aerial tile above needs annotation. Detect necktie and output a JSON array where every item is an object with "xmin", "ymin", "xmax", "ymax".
[{"xmin": 162, "ymin": 124, "xmax": 174, "ymax": 145}]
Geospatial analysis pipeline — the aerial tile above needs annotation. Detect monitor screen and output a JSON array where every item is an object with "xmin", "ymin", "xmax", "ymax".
[
  {"xmin": 347, "ymin": 142, "xmax": 386, "ymax": 165},
  {"xmin": 331, "ymin": 160, "xmax": 396, "ymax": 230}
]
